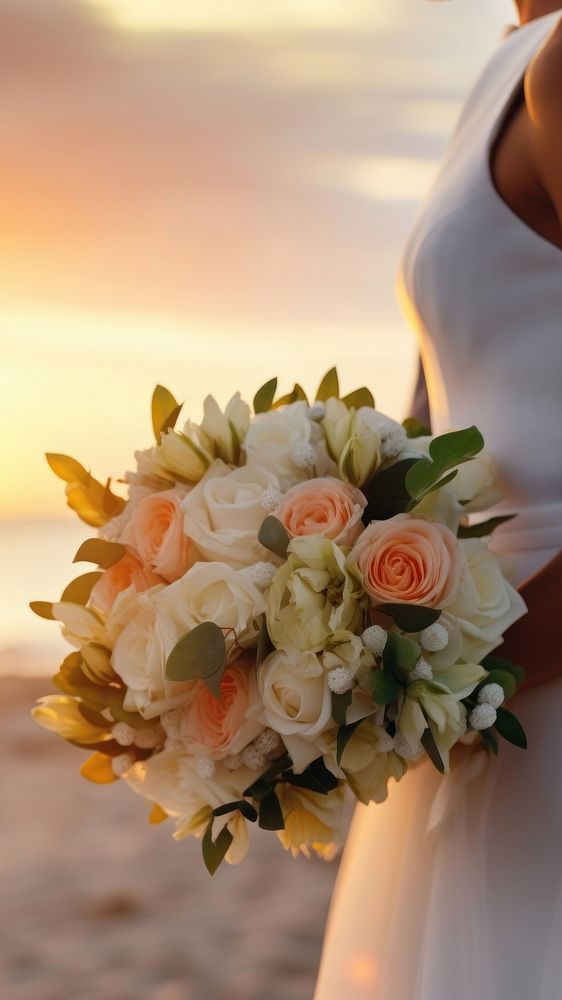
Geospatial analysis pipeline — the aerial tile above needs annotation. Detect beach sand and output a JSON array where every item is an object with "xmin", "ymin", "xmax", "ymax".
[{"xmin": 1, "ymin": 676, "xmax": 340, "ymax": 1000}]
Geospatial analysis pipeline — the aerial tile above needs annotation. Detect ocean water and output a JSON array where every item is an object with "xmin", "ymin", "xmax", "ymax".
[{"xmin": 1, "ymin": 0, "xmax": 515, "ymax": 674}]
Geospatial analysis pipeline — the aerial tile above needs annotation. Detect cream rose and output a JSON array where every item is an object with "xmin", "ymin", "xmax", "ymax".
[
  {"xmin": 177, "ymin": 655, "xmax": 263, "ymax": 758},
  {"xmin": 350, "ymin": 513, "xmax": 464, "ymax": 609},
  {"xmin": 243, "ymin": 401, "xmax": 335, "ymax": 490},
  {"xmin": 446, "ymin": 540, "xmax": 527, "ymax": 662},
  {"xmin": 275, "ymin": 477, "xmax": 366, "ymax": 547},
  {"xmin": 154, "ymin": 562, "xmax": 266, "ymax": 663},
  {"xmin": 181, "ymin": 460, "xmax": 280, "ymax": 568},
  {"xmin": 120, "ymin": 488, "xmax": 193, "ymax": 582},
  {"xmin": 257, "ymin": 648, "xmax": 334, "ymax": 772}
]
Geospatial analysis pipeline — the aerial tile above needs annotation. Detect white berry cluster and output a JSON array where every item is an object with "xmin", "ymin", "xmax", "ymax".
[
  {"xmin": 469, "ymin": 683, "xmax": 506, "ymax": 731},
  {"xmin": 260, "ymin": 485, "xmax": 284, "ymax": 513},
  {"xmin": 419, "ymin": 622, "xmax": 449, "ymax": 652},
  {"xmin": 327, "ymin": 666, "xmax": 354, "ymax": 696},
  {"xmin": 112, "ymin": 721, "xmax": 163, "ymax": 750},
  {"xmin": 409, "ymin": 657, "xmax": 433, "ymax": 682},
  {"xmin": 290, "ymin": 442, "xmax": 317, "ymax": 470},
  {"xmin": 362, "ymin": 625, "xmax": 388, "ymax": 657},
  {"xmin": 249, "ymin": 561, "xmax": 278, "ymax": 591}
]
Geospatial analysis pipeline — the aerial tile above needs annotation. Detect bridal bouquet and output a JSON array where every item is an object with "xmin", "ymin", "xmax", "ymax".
[{"xmin": 32, "ymin": 369, "xmax": 527, "ymax": 873}]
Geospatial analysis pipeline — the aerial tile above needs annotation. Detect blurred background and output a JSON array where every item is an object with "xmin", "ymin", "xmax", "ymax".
[{"xmin": 1, "ymin": 1, "xmax": 514, "ymax": 997}]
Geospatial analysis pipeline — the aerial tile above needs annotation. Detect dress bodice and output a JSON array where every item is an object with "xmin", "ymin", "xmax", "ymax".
[{"xmin": 399, "ymin": 11, "xmax": 562, "ymax": 581}]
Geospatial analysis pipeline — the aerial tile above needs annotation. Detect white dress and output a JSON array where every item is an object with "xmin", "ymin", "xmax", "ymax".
[{"xmin": 315, "ymin": 12, "xmax": 562, "ymax": 1000}]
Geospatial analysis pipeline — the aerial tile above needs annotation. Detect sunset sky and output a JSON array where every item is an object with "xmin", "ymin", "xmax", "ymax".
[{"xmin": 1, "ymin": 0, "xmax": 514, "ymax": 523}]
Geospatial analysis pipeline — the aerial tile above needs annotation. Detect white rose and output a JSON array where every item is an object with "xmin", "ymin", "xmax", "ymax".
[
  {"xmin": 154, "ymin": 562, "xmax": 266, "ymax": 662},
  {"xmin": 446, "ymin": 540, "xmax": 527, "ymax": 662},
  {"xmin": 201, "ymin": 393, "xmax": 251, "ymax": 464},
  {"xmin": 110, "ymin": 589, "xmax": 168, "ymax": 713},
  {"xmin": 257, "ymin": 648, "xmax": 334, "ymax": 772},
  {"xmin": 181, "ymin": 459, "xmax": 280, "ymax": 568},
  {"xmin": 243, "ymin": 401, "xmax": 335, "ymax": 490}
]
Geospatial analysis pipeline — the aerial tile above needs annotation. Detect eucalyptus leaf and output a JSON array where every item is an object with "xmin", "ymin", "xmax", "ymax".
[
  {"xmin": 342, "ymin": 387, "xmax": 375, "ymax": 409},
  {"xmin": 152, "ymin": 385, "xmax": 181, "ymax": 441},
  {"xmin": 316, "ymin": 367, "xmax": 340, "ymax": 402},
  {"xmin": 379, "ymin": 603, "xmax": 441, "ymax": 633},
  {"xmin": 494, "ymin": 707, "xmax": 528, "ymax": 749},
  {"xmin": 202, "ymin": 821, "xmax": 233, "ymax": 876},
  {"xmin": 243, "ymin": 754, "xmax": 292, "ymax": 799},
  {"xmin": 258, "ymin": 516, "xmax": 290, "ymax": 559},
  {"xmin": 61, "ymin": 572, "xmax": 103, "ymax": 605},
  {"xmin": 165, "ymin": 622, "xmax": 226, "ymax": 697},
  {"xmin": 421, "ymin": 727, "xmax": 446, "ymax": 774},
  {"xmin": 336, "ymin": 719, "xmax": 363, "ymax": 766},
  {"xmin": 369, "ymin": 670, "xmax": 400, "ymax": 706},
  {"xmin": 458, "ymin": 515, "xmax": 517, "ymax": 539},
  {"xmin": 331, "ymin": 689, "xmax": 352, "ymax": 726},
  {"xmin": 46, "ymin": 453, "xmax": 90, "ymax": 485},
  {"xmin": 393, "ymin": 634, "xmax": 421, "ymax": 672},
  {"xmin": 402, "ymin": 417, "xmax": 431, "ymax": 439},
  {"xmin": 253, "ymin": 377, "xmax": 278, "ymax": 414},
  {"xmin": 258, "ymin": 790, "xmax": 285, "ymax": 831},
  {"xmin": 73, "ymin": 538, "xmax": 126, "ymax": 569}
]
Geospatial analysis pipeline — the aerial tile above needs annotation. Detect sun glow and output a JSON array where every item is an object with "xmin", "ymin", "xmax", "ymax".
[{"xmin": 86, "ymin": 0, "xmax": 393, "ymax": 33}]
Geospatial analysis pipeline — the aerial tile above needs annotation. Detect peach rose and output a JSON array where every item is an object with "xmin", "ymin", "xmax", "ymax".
[
  {"xmin": 90, "ymin": 551, "xmax": 163, "ymax": 613},
  {"xmin": 178, "ymin": 656, "xmax": 263, "ymax": 758},
  {"xmin": 121, "ymin": 488, "xmax": 193, "ymax": 582},
  {"xmin": 350, "ymin": 513, "xmax": 464, "ymax": 609},
  {"xmin": 275, "ymin": 477, "xmax": 367, "ymax": 547}
]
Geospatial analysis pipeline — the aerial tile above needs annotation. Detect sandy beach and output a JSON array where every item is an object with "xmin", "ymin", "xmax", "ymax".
[{"xmin": 1, "ymin": 676, "xmax": 340, "ymax": 1000}]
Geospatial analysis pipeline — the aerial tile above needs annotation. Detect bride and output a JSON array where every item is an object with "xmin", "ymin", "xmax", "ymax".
[{"xmin": 314, "ymin": 3, "xmax": 562, "ymax": 998}]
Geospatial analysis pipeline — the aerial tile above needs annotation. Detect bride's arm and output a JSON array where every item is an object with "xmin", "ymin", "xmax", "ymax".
[{"xmin": 527, "ymin": 21, "xmax": 562, "ymax": 227}]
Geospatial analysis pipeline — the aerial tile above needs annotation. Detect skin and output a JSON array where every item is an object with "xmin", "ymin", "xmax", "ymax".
[{"xmin": 491, "ymin": 1, "xmax": 562, "ymax": 249}]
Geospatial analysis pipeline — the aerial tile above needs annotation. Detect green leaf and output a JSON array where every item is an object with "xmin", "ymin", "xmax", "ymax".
[
  {"xmin": 481, "ymin": 655, "xmax": 525, "ymax": 684},
  {"xmin": 494, "ymin": 707, "xmax": 528, "ymax": 749},
  {"xmin": 285, "ymin": 758, "xmax": 340, "ymax": 794},
  {"xmin": 342, "ymin": 387, "xmax": 375, "ymax": 409},
  {"xmin": 336, "ymin": 719, "xmax": 363, "ymax": 766},
  {"xmin": 405, "ymin": 426, "xmax": 484, "ymax": 500},
  {"xmin": 258, "ymin": 516, "xmax": 290, "ymax": 559},
  {"xmin": 402, "ymin": 417, "xmax": 431, "ymax": 439},
  {"xmin": 61, "ymin": 572, "xmax": 103, "ymax": 605},
  {"xmin": 331, "ymin": 689, "xmax": 352, "ymax": 726},
  {"xmin": 253, "ymin": 377, "xmax": 278, "ymax": 414},
  {"xmin": 213, "ymin": 800, "xmax": 258, "ymax": 823},
  {"xmin": 73, "ymin": 538, "xmax": 127, "ymax": 569},
  {"xmin": 393, "ymin": 634, "xmax": 421, "ymax": 672},
  {"xmin": 369, "ymin": 670, "xmax": 400, "ymax": 706},
  {"xmin": 243, "ymin": 754, "xmax": 292, "ymax": 799},
  {"xmin": 152, "ymin": 385, "xmax": 181, "ymax": 441},
  {"xmin": 29, "ymin": 601, "xmax": 55, "ymax": 621},
  {"xmin": 421, "ymin": 727, "xmax": 446, "ymax": 773},
  {"xmin": 480, "ymin": 728, "xmax": 499, "ymax": 756},
  {"xmin": 165, "ymin": 622, "xmax": 226, "ymax": 698},
  {"xmin": 362, "ymin": 458, "xmax": 421, "ymax": 522},
  {"xmin": 458, "ymin": 515, "xmax": 517, "ymax": 539},
  {"xmin": 202, "ymin": 821, "xmax": 233, "ymax": 876},
  {"xmin": 272, "ymin": 383, "xmax": 308, "ymax": 408},
  {"xmin": 316, "ymin": 367, "xmax": 340, "ymax": 402},
  {"xmin": 256, "ymin": 615, "xmax": 274, "ymax": 668},
  {"xmin": 46, "ymin": 453, "xmax": 90, "ymax": 484},
  {"xmin": 258, "ymin": 790, "xmax": 285, "ymax": 831},
  {"xmin": 379, "ymin": 603, "xmax": 441, "ymax": 633}
]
